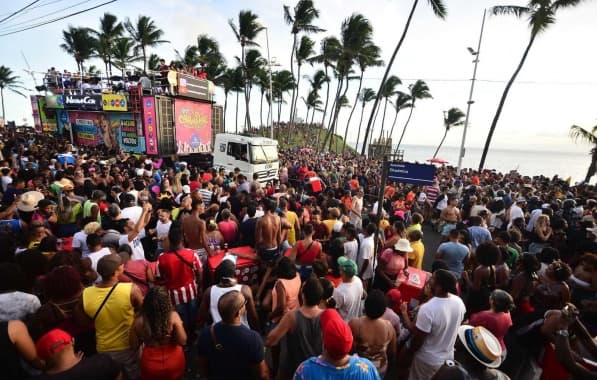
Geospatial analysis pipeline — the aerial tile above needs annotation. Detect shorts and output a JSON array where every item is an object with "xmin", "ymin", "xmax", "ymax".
[
  {"xmin": 441, "ymin": 222, "xmax": 457, "ymax": 236},
  {"xmin": 258, "ymin": 247, "xmax": 281, "ymax": 266}
]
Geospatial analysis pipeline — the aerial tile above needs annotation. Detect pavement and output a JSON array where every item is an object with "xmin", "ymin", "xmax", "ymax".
[{"xmin": 421, "ymin": 222, "xmax": 444, "ymax": 272}]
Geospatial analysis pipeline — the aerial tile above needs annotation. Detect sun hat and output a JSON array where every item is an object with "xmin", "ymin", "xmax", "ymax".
[
  {"xmin": 320, "ymin": 309, "xmax": 353, "ymax": 359},
  {"xmin": 337, "ymin": 256, "xmax": 357, "ymax": 278},
  {"xmin": 55, "ymin": 178, "xmax": 74, "ymax": 190},
  {"xmin": 36, "ymin": 329, "xmax": 72, "ymax": 360},
  {"xmin": 394, "ymin": 238, "xmax": 413, "ymax": 253},
  {"xmin": 17, "ymin": 191, "xmax": 44, "ymax": 212},
  {"xmin": 97, "ymin": 254, "xmax": 123, "ymax": 279},
  {"xmin": 457, "ymin": 325, "xmax": 502, "ymax": 368}
]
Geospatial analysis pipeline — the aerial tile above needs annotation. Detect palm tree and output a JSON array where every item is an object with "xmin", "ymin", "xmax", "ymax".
[
  {"xmin": 433, "ymin": 108, "xmax": 466, "ymax": 158},
  {"xmin": 197, "ymin": 34, "xmax": 225, "ymax": 80},
  {"xmin": 271, "ymin": 70, "xmax": 296, "ymax": 131},
  {"xmin": 570, "ymin": 125, "xmax": 597, "ymax": 183},
  {"xmin": 376, "ymin": 75, "xmax": 401, "ymax": 142},
  {"xmin": 229, "ymin": 10, "xmax": 265, "ymax": 130},
  {"xmin": 361, "ymin": 0, "xmax": 446, "ymax": 155},
  {"xmin": 303, "ymin": 89, "xmax": 323, "ymax": 126},
  {"xmin": 238, "ymin": 49, "xmax": 266, "ymax": 130},
  {"xmin": 309, "ymin": 36, "xmax": 342, "ymax": 133},
  {"xmin": 289, "ymin": 35, "xmax": 315, "ymax": 136},
  {"xmin": 387, "ymin": 91, "xmax": 413, "ymax": 146},
  {"xmin": 60, "ymin": 26, "xmax": 96, "ymax": 74},
  {"xmin": 255, "ymin": 68, "xmax": 270, "ymax": 129},
  {"xmin": 354, "ymin": 88, "xmax": 376, "ymax": 152},
  {"xmin": 92, "ymin": 13, "xmax": 123, "ymax": 78},
  {"xmin": 284, "ymin": 0, "xmax": 324, "ymax": 128},
  {"xmin": 147, "ymin": 53, "xmax": 161, "ymax": 71},
  {"xmin": 395, "ymin": 79, "xmax": 432, "ymax": 152},
  {"xmin": 479, "ymin": 1, "xmax": 586, "ymax": 171},
  {"xmin": 0, "ymin": 66, "xmax": 27, "ymax": 121},
  {"xmin": 125, "ymin": 15, "xmax": 168, "ymax": 73},
  {"xmin": 230, "ymin": 66, "xmax": 245, "ymax": 133},
  {"xmin": 87, "ymin": 65, "xmax": 102, "ymax": 76},
  {"xmin": 216, "ymin": 67, "xmax": 236, "ymax": 131},
  {"xmin": 112, "ymin": 37, "xmax": 139, "ymax": 78},
  {"xmin": 175, "ymin": 45, "xmax": 199, "ymax": 68}
]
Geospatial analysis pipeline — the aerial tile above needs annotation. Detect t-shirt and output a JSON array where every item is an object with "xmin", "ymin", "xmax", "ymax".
[
  {"xmin": 87, "ymin": 248, "xmax": 112, "ymax": 282},
  {"xmin": 121, "ymin": 206, "xmax": 143, "ymax": 224},
  {"xmin": 119, "ymin": 259, "xmax": 151, "ymax": 295},
  {"xmin": 468, "ymin": 226, "xmax": 493, "ymax": 252},
  {"xmin": 380, "ymin": 248, "xmax": 406, "ymax": 277},
  {"xmin": 409, "ymin": 240, "xmax": 424, "ymax": 270},
  {"xmin": 344, "ymin": 240, "xmax": 359, "ymax": 262},
  {"xmin": 294, "ymin": 355, "xmax": 380, "ymax": 380},
  {"xmin": 197, "ymin": 323, "xmax": 264, "ymax": 380},
  {"xmin": 382, "ymin": 307, "xmax": 402, "ymax": 337},
  {"xmin": 119, "ymin": 234, "xmax": 145, "ymax": 261},
  {"xmin": 156, "ymin": 248, "xmax": 201, "ymax": 305},
  {"xmin": 469, "ymin": 310, "xmax": 512, "ymax": 350},
  {"xmin": 33, "ymin": 353, "xmax": 121, "ymax": 380},
  {"xmin": 333, "ymin": 277, "xmax": 364, "ymax": 322},
  {"xmin": 72, "ymin": 231, "xmax": 89, "ymax": 256},
  {"xmin": 0, "ymin": 291, "xmax": 41, "ymax": 322},
  {"xmin": 414, "ymin": 295, "xmax": 466, "ymax": 367},
  {"xmin": 358, "ymin": 235, "xmax": 375, "ymax": 280},
  {"xmin": 218, "ymin": 220, "xmax": 238, "ymax": 244},
  {"xmin": 437, "ymin": 241, "xmax": 469, "ymax": 277},
  {"xmin": 155, "ymin": 220, "xmax": 172, "ymax": 251}
]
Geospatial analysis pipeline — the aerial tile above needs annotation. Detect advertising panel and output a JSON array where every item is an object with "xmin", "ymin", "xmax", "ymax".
[
  {"xmin": 44, "ymin": 95, "xmax": 64, "ymax": 109},
  {"xmin": 69, "ymin": 112, "xmax": 100, "ymax": 146},
  {"xmin": 142, "ymin": 96, "xmax": 158, "ymax": 155},
  {"xmin": 387, "ymin": 162, "xmax": 436, "ymax": 186},
  {"xmin": 38, "ymin": 97, "xmax": 57, "ymax": 133},
  {"xmin": 64, "ymin": 94, "xmax": 102, "ymax": 111},
  {"xmin": 30, "ymin": 95, "xmax": 42, "ymax": 133},
  {"xmin": 101, "ymin": 94, "xmax": 128, "ymax": 111},
  {"xmin": 109, "ymin": 113, "xmax": 145, "ymax": 153},
  {"xmin": 174, "ymin": 99, "xmax": 212, "ymax": 154},
  {"xmin": 177, "ymin": 73, "xmax": 210, "ymax": 101}
]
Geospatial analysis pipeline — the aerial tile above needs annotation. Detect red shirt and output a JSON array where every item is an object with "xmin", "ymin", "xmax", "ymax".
[
  {"xmin": 218, "ymin": 220, "xmax": 238, "ymax": 243},
  {"xmin": 119, "ymin": 260, "xmax": 150, "ymax": 295},
  {"xmin": 469, "ymin": 310, "xmax": 512, "ymax": 350},
  {"xmin": 157, "ymin": 248, "xmax": 201, "ymax": 305},
  {"xmin": 189, "ymin": 180, "xmax": 200, "ymax": 193},
  {"xmin": 296, "ymin": 240, "xmax": 322, "ymax": 265},
  {"xmin": 202, "ymin": 172, "xmax": 213, "ymax": 182}
]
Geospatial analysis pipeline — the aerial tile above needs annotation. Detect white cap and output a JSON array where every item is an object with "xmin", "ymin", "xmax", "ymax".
[{"xmin": 180, "ymin": 161, "xmax": 188, "ymax": 167}]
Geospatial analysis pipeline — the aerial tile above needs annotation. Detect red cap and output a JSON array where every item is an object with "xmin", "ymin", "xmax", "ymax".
[
  {"xmin": 320, "ymin": 309, "xmax": 353, "ymax": 359},
  {"xmin": 36, "ymin": 329, "xmax": 72, "ymax": 360},
  {"xmin": 386, "ymin": 289, "xmax": 402, "ymax": 313}
]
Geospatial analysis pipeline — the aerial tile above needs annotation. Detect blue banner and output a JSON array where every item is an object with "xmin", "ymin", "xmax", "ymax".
[
  {"xmin": 387, "ymin": 162, "xmax": 435, "ymax": 186},
  {"xmin": 109, "ymin": 113, "xmax": 146, "ymax": 154}
]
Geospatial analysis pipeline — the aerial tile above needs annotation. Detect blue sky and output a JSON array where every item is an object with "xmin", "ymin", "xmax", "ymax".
[{"xmin": 0, "ymin": 0, "xmax": 595, "ymax": 155}]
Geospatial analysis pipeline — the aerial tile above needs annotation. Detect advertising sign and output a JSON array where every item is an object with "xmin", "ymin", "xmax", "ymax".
[
  {"xmin": 387, "ymin": 162, "xmax": 436, "ymax": 186},
  {"xmin": 101, "ymin": 94, "xmax": 128, "ymax": 111},
  {"xmin": 30, "ymin": 95, "xmax": 42, "ymax": 133},
  {"xmin": 174, "ymin": 99, "xmax": 212, "ymax": 154},
  {"xmin": 109, "ymin": 113, "xmax": 145, "ymax": 153},
  {"xmin": 120, "ymin": 119, "xmax": 138, "ymax": 146},
  {"xmin": 64, "ymin": 94, "xmax": 102, "ymax": 111},
  {"xmin": 38, "ymin": 97, "xmax": 57, "ymax": 133},
  {"xmin": 69, "ymin": 112, "xmax": 100, "ymax": 146},
  {"xmin": 44, "ymin": 95, "xmax": 64, "ymax": 109},
  {"xmin": 142, "ymin": 96, "xmax": 158, "ymax": 155},
  {"xmin": 177, "ymin": 73, "xmax": 210, "ymax": 101}
]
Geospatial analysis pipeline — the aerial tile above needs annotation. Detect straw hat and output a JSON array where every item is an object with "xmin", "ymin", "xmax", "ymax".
[
  {"xmin": 17, "ymin": 191, "xmax": 44, "ymax": 212},
  {"xmin": 394, "ymin": 238, "xmax": 413, "ymax": 253},
  {"xmin": 55, "ymin": 178, "xmax": 74, "ymax": 190},
  {"xmin": 457, "ymin": 325, "xmax": 502, "ymax": 368}
]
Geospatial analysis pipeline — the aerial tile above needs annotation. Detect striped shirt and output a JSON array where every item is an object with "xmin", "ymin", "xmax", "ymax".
[
  {"xmin": 426, "ymin": 185, "xmax": 440, "ymax": 205},
  {"xmin": 156, "ymin": 248, "xmax": 201, "ymax": 305},
  {"xmin": 199, "ymin": 188, "xmax": 213, "ymax": 207}
]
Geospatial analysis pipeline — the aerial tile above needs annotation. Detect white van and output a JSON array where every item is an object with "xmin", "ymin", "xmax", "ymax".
[{"xmin": 213, "ymin": 134, "xmax": 279, "ymax": 183}]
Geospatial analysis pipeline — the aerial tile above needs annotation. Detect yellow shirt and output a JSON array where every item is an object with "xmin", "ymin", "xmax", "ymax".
[
  {"xmin": 408, "ymin": 240, "xmax": 425, "ymax": 269},
  {"xmin": 286, "ymin": 210, "xmax": 299, "ymax": 245},
  {"xmin": 405, "ymin": 223, "xmax": 422, "ymax": 237},
  {"xmin": 83, "ymin": 283, "xmax": 134, "ymax": 352}
]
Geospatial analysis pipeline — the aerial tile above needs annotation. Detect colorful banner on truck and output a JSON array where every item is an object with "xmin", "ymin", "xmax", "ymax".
[
  {"xmin": 30, "ymin": 95, "xmax": 42, "ymax": 133},
  {"xmin": 69, "ymin": 112, "xmax": 100, "ymax": 146},
  {"xmin": 142, "ymin": 96, "xmax": 158, "ymax": 155},
  {"xmin": 38, "ymin": 97, "xmax": 57, "ymax": 132},
  {"xmin": 44, "ymin": 95, "xmax": 64, "ymax": 109},
  {"xmin": 174, "ymin": 99, "xmax": 212, "ymax": 154},
  {"xmin": 64, "ymin": 94, "xmax": 102, "ymax": 111},
  {"xmin": 101, "ymin": 94, "xmax": 128, "ymax": 111},
  {"xmin": 109, "ymin": 113, "xmax": 145, "ymax": 153}
]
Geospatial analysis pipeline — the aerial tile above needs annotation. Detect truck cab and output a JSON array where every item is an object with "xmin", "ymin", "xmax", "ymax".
[{"xmin": 213, "ymin": 134, "xmax": 279, "ymax": 183}]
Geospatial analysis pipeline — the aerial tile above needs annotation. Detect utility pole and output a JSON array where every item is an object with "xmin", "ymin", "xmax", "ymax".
[{"xmin": 265, "ymin": 27, "xmax": 274, "ymax": 140}]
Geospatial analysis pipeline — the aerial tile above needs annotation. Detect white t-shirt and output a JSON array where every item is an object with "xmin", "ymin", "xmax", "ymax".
[
  {"xmin": 119, "ymin": 234, "xmax": 145, "ymax": 261},
  {"xmin": 121, "ymin": 205, "xmax": 143, "ymax": 224},
  {"xmin": 344, "ymin": 240, "xmax": 359, "ymax": 262},
  {"xmin": 72, "ymin": 231, "xmax": 89, "ymax": 257},
  {"xmin": 1, "ymin": 175, "xmax": 12, "ymax": 192},
  {"xmin": 414, "ymin": 294, "xmax": 466, "ymax": 366},
  {"xmin": 333, "ymin": 276, "xmax": 364, "ymax": 322},
  {"xmin": 357, "ymin": 235, "xmax": 375, "ymax": 280},
  {"xmin": 88, "ymin": 247, "xmax": 112, "ymax": 283},
  {"xmin": 155, "ymin": 220, "xmax": 172, "ymax": 250},
  {"xmin": 507, "ymin": 204, "xmax": 524, "ymax": 229}
]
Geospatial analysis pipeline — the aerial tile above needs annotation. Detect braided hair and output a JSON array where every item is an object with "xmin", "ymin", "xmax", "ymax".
[{"xmin": 142, "ymin": 286, "xmax": 173, "ymax": 342}]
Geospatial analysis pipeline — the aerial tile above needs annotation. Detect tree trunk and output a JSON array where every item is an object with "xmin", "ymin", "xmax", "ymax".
[
  {"xmin": 310, "ymin": 107, "xmax": 316, "ymax": 126},
  {"xmin": 321, "ymin": 76, "xmax": 343, "ymax": 151},
  {"xmin": 395, "ymin": 105, "xmax": 415, "ymax": 153},
  {"xmin": 1, "ymin": 87, "xmax": 5, "ymax": 121},
  {"xmin": 305, "ymin": 106, "xmax": 310, "ymax": 127},
  {"xmin": 242, "ymin": 44, "xmax": 252, "ymax": 131},
  {"xmin": 320, "ymin": 65, "xmax": 330, "ymax": 129},
  {"xmin": 479, "ymin": 33, "xmax": 536, "ymax": 171},
  {"xmin": 367, "ymin": 102, "xmax": 381, "ymax": 152},
  {"xmin": 433, "ymin": 129, "xmax": 448, "ymax": 159},
  {"xmin": 224, "ymin": 93, "xmax": 228, "ymax": 132},
  {"xmin": 387, "ymin": 108, "xmax": 400, "ymax": 145},
  {"xmin": 289, "ymin": 33, "xmax": 298, "ymax": 129},
  {"xmin": 329, "ymin": 79, "xmax": 350, "ymax": 152},
  {"xmin": 277, "ymin": 100, "xmax": 282, "ymax": 127},
  {"xmin": 378, "ymin": 98, "xmax": 389, "ymax": 142},
  {"xmin": 354, "ymin": 102, "xmax": 366, "ymax": 152},
  {"xmin": 585, "ymin": 146, "xmax": 597, "ymax": 183},
  {"xmin": 289, "ymin": 63, "xmax": 302, "ymax": 142},
  {"xmin": 260, "ymin": 91, "xmax": 264, "ymax": 128},
  {"xmin": 235, "ymin": 91, "xmax": 239, "ymax": 134},
  {"xmin": 343, "ymin": 72, "xmax": 364, "ymax": 154},
  {"xmin": 104, "ymin": 61, "xmax": 109, "ymax": 83},
  {"xmin": 360, "ymin": 0, "xmax": 419, "ymax": 155},
  {"xmin": 142, "ymin": 46, "xmax": 147, "ymax": 73}
]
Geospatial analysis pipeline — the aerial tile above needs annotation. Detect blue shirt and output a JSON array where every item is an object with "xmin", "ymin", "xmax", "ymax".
[
  {"xmin": 294, "ymin": 355, "xmax": 381, "ymax": 380},
  {"xmin": 437, "ymin": 241, "xmax": 469, "ymax": 277},
  {"xmin": 467, "ymin": 226, "xmax": 493, "ymax": 252}
]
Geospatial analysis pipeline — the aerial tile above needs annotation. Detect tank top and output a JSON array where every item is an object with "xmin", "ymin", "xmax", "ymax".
[
  {"xmin": 83, "ymin": 200, "xmax": 101, "ymax": 223},
  {"xmin": 281, "ymin": 310, "xmax": 323, "ymax": 379},
  {"xmin": 83, "ymin": 283, "xmax": 134, "ymax": 352},
  {"xmin": 0, "ymin": 322, "xmax": 27, "ymax": 380},
  {"xmin": 296, "ymin": 240, "xmax": 321, "ymax": 265},
  {"xmin": 272, "ymin": 275, "xmax": 301, "ymax": 319},
  {"xmin": 209, "ymin": 284, "xmax": 248, "ymax": 327}
]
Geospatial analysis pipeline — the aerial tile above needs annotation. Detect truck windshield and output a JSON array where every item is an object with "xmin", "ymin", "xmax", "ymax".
[{"xmin": 250, "ymin": 145, "xmax": 278, "ymax": 164}]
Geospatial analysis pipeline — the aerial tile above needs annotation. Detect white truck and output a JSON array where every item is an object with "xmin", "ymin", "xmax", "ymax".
[{"xmin": 212, "ymin": 133, "xmax": 279, "ymax": 183}]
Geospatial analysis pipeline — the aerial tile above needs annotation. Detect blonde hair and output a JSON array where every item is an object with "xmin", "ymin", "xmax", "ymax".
[
  {"xmin": 535, "ymin": 215, "xmax": 550, "ymax": 230},
  {"xmin": 84, "ymin": 221, "xmax": 101, "ymax": 235}
]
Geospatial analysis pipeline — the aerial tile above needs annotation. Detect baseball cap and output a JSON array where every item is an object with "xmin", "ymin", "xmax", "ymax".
[
  {"xmin": 337, "ymin": 256, "xmax": 357, "ymax": 278},
  {"xmin": 36, "ymin": 329, "xmax": 72, "ymax": 360},
  {"xmin": 320, "ymin": 309, "xmax": 353, "ymax": 359},
  {"xmin": 97, "ymin": 254, "xmax": 123, "ymax": 279}
]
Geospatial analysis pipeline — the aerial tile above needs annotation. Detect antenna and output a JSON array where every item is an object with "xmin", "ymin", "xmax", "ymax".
[{"xmin": 21, "ymin": 50, "xmax": 37, "ymax": 86}]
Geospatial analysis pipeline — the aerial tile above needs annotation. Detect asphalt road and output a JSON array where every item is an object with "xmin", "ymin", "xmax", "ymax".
[{"xmin": 421, "ymin": 222, "xmax": 444, "ymax": 272}]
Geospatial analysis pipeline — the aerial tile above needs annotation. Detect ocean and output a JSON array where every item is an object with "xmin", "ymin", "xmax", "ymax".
[{"xmin": 355, "ymin": 143, "xmax": 591, "ymax": 184}]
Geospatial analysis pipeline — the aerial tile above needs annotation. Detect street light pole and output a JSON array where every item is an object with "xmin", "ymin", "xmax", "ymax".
[
  {"xmin": 265, "ymin": 27, "xmax": 274, "ymax": 139},
  {"xmin": 457, "ymin": 9, "xmax": 486, "ymax": 176}
]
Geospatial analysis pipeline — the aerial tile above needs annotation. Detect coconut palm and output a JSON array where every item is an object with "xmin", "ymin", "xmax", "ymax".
[
  {"xmin": 570, "ymin": 125, "xmax": 597, "ymax": 183},
  {"xmin": 433, "ymin": 108, "xmax": 466, "ymax": 158},
  {"xmin": 87, "ymin": 65, "xmax": 102, "ymax": 76},
  {"xmin": 309, "ymin": 36, "xmax": 342, "ymax": 132},
  {"xmin": 216, "ymin": 67, "xmax": 236, "ymax": 131},
  {"xmin": 303, "ymin": 89, "xmax": 323, "ymax": 126},
  {"xmin": 271, "ymin": 70, "xmax": 296, "ymax": 129},
  {"xmin": 479, "ymin": 0, "xmax": 587, "ymax": 171},
  {"xmin": 395, "ymin": 79, "xmax": 432, "ymax": 152},
  {"xmin": 376, "ymin": 75, "xmax": 401, "ymax": 142},
  {"xmin": 91, "ymin": 13, "xmax": 123, "ymax": 78},
  {"xmin": 289, "ymin": 35, "xmax": 315, "ymax": 134},
  {"xmin": 361, "ymin": 0, "xmax": 447, "ymax": 155},
  {"xmin": 197, "ymin": 34, "xmax": 225, "ymax": 80},
  {"xmin": 0, "ymin": 66, "xmax": 27, "ymax": 121},
  {"xmin": 237, "ymin": 49, "xmax": 266, "ymax": 129},
  {"xmin": 230, "ymin": 66, "xmax": 245, "ymax": 133},
  {"xmin": 60, "ymin": 26, "xmax": 96, "ymax": 74},
  {"xmin": 387, "ymin": 92, "xmax": 413, "ymax": 146},
  {"xmin": 229, "ymin": 10, "xmax": 265, "ymax": 130},
  {"xmin": 147, "ymin": 54, "xmax": 161, "ymax": 71},
  {"xmin": 353, "ymin": 88, "xmax": 376, "ymax": 152},
  {"xmin": 255, "ymin": 68, "xmax": 270, "ymax": 128},
  {"xmin": 284, "ymin": 0, "xmax": 324, "ymax": 128},
  {"xmin": 174, "ymin": 45, "xmax": 199, "ymax": 68},
  {"xmin": 124, "ymin": 15, "xmax": 168, "ymax": 73},
  {"xmin": 112, "ymin": 37, "xmax": 139, "ymax": 78}
]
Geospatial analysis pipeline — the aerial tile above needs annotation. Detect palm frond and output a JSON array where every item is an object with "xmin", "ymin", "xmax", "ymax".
[
  {"xmin": 570, "ymin": 125, "xmax": 597, "ymax": 144},
  {"xmin": 490, "ymin": 5, "xmax": 531, "ymax": 17},
  {"xmin": 427, "ymin": 0, "xmax": 447, "ymax": 19},
  {"xmin": 552, "ymin": 0, "xmax": 585, "ymax": 10},
  {"xmin": 283, "ymin": 5, "xmax": 294, "ymax": 25}
]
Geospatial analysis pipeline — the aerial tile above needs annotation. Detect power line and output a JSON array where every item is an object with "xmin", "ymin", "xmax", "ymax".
[
  {"xmin": 0, "ymin": 0, "xmax": 42, "ymax": 25},
  {"xmin": 0, "ymin": 0, "xmax": 96, "ymax": 33},
  {"xmin": 360, "ymin": 77, "xmax": 597, "ymax": 86},
  {"xmin": 0, "ymin": 0, "xmax": 66, "ymax": 19},
  {"xmin": 0, "ymin": 0, "xmax": 117, "ymax": 37}
]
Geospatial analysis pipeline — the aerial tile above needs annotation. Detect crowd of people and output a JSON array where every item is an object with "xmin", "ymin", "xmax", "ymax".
[{"xmin": 0, "ymin": 130, "xmax": 596, "ymax": 380}]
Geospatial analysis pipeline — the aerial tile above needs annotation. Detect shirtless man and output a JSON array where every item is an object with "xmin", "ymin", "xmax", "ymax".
[
  {"xmin": 255, "ymin": 198, "xmax": 282, "ymax": 299},
  {"xmin": 440, "ymin": 196, "xmax": 461, "ymax": 237},
  {"xmin": 181, "ymin": 199, "xmax": 208, "ymax": 265}
]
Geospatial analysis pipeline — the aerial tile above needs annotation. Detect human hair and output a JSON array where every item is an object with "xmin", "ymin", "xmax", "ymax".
[
  {"xmin": 276, "ymin": 256, "xmax": 297, "ymax": 280},
  {"xmin": 364, "ymin": 290, "xmax": 386, "ymax": 319},
  {"xmin": 168, "ymin": 227, "xmax": 183, "ymax": 248},
  {"xmin": 218, "ymin": 290, "xmax": 244, "ymax": 323},
  {"xmin": 408, "ymin": 229, "xmax": 422, "ymax": 242},
  {"xmin": 142, "ymin": 287, "xmax": 173, "ymax": 342},
  {"xmin": 469, "ymin": 216, "xmax": 482, "ymax": 226},
  {"xmin": 519, "ymin": 253, "xmax": 540, "ymax": 275},
  {"xmin": 118, "ymin": 244, "xmax": 133, "ymax": 257},
  {"xmin": 433, "ymin": 269, "xmax": 458, "ymax": 295},
  {"xmin": 86, "ymin": 233, "xmax": 102, "ymax": 248},
  {"xmin": 263, "ymin": 198, "xmax": 276, "ymax": 212},
  {"xmin": 539, "ymin": 247, "xmax": 560, "ymax": 264},
  {"xmin": 535, "ymin": 215, "xmax": 550, "ymax": 230},
  {"xmin": 311, "ymin": 260, "xmax": 328, "ymax": 278},
  {"xmin": 191, "ymin": 199, "xmax": 203, "ymax": 211},
  {"xmin": 303, "ymin": 223, "xmax": 314, "ymax": 236},
  {"xmin": 365, "ymin": 222, "xmax": 376, "ymax": 235},
  {"xmin": 476, "ymin": 242, "xmax": 499, "ymax": 266},
  {"xmin": 247, "ymin": 203, "xmax": 257, "ymax": 218},
  {"xmin": 318, "ymin": 278, "xmax": 336, "ymax": 308},
  {"xmin": 550, "ymin": 260, "xmax": 572, "ymax": 282},
  {"xmin": 490, "ymin": 289, "xmax": 515, "ymax": 313},
  {"xmin": 431, "ymin": 259, "xmax": 449, "ymax": 273},
  {"xmin": 43, "ymin": 266, "xmax": 82, "ymax": 301},
  {"xmin": 411, "ymin": 213, "xmax": 423, "ymax": 224},
  {"xmin": 302, "ymin": 277, "xmax": 323, "ymax": 306}
]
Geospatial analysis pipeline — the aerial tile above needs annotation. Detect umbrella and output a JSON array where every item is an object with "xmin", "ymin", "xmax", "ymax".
[{"xmin": 427, "ymin": 157, "xmax": 448, "ymax": 165}]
